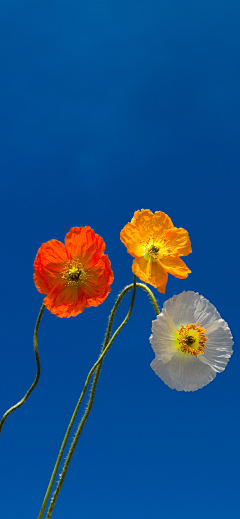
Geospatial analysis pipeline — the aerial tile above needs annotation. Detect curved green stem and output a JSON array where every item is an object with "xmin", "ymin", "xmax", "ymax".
[
  {"xmin": 44, "ymin": 280, "xmax": 159, "ymax": 518},
  {"xmin": 45, "ymin": 276, "xmax": 137, "ymax": 518},
  {"xmin": 0, "ymin": 303, "xmax": 45, "ymax": 436},
  {"xmin": 135, "ymin": 282, "xmax": 160, "ymax": 316},
  {"xmin": 37, "ymin": 280, "xmax": 159, "ymax": 518},
  {"xmin": 38, "ymin": 278, "xmax": 136, "ymax": 519}
]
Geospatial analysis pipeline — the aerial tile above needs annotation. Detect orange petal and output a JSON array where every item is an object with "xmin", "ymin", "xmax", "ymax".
[
  {"xmin": 132, "ymin": 257, "xmax": 168, "ymax": 293},
  {"xmin": 132, "ymin": 209, "xmax": 174, "ymax": 242},
  {"xmin": 65, "ymin": 227, "xmax": 105, "ymax": 268},
  {"xmin": 120, "ymin": 222, "xmax": 144, "ymax": 258},
  {"xmin": 44, "ymin": 257, "xmax": 113, "ymax": 316},
  {"xmin": 159, "ymin": 256, "xmax": 191, "ymax": 279},
  {"xmin": 33, "ymin": 240, "xmax": 67, "ymax": 294},
  {"xmin": 44, "ymin": 284, "xmax": 87, "ymax": 318},
  {"xmin": 85, "ymin": 255, "xmax": 114, "ymax": 303},
  {"xmin": 163, "ymin": 227, "xmax": 192, "ymax": 256}
]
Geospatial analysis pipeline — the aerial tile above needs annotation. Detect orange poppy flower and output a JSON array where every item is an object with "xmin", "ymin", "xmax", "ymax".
[
  {"xmin": 34, "ymin": 227, "xmax": 114, "ymax": 317},
  {"xmin": 120, "ymin": 209, "xmax": 192, "ymax": 293}
]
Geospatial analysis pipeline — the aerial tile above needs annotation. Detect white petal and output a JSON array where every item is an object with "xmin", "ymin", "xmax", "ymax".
[
  {"xmin": 151, "ymin": 351, "xmax": 216, "ymax": 392},
  {"xmin": 192, "ymin": 297, "xmax": 222, "ymax": 328},
  {"xmin": 163, "ymin": 291, "xmax": 222, "ymax": 329},
  {"xmin": 150, "ymin": 309, "xmax": 178, "ymax": 363},
  {"xmin": 162, "ymin": 291, "xmax": 203, "ymax": 327},
  {"xmin": 199, "ymin": 319, "xmax": 233, "ymax": 372}
]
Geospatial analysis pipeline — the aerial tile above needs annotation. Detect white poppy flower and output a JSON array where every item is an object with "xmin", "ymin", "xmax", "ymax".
[{"xmin": 150, "ymin": 291, "xmax": 233, "ymax": 392}]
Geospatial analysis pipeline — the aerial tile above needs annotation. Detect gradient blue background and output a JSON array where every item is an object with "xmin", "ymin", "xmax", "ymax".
[{"xmin": 0, "ymin": 1, "xmax": 239, "ymax": 518}]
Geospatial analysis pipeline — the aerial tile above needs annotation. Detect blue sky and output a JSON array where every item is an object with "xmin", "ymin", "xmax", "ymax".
[{"xmin": 0, "ymin": 1, "xmax": 239, "ymax": 518}]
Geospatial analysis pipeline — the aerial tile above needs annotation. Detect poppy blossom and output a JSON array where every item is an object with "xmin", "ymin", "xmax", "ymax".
[
  {"xmin": 120, "ymin": 209, "xmax": 192, "ymax": 293},
  {"xmin": 34, "ymin": 227, "xmax": 114, "ymax": 317},
  {"xmin": 150, "ymin": 291, "xmax": 233, "ymax": 391}
]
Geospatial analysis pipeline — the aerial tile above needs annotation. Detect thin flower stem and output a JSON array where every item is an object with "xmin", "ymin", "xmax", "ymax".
[
  {"xmin": 45, "ymin": 276, "xmax": 137, "ymax": 518},
  {"xmin": 135, "ymin": 282, "xmax": 160, "ymax": 316},
  {"xmin": 0, "ymin": 303, "xmax": 45, "ymax": 436},
  {"xmin": 43, "ymin": 280, "xmax": 159, "ymax": 518},
  {"xmin": 38, "ymin": 278, "xmax": 136, "ymax": 519}
]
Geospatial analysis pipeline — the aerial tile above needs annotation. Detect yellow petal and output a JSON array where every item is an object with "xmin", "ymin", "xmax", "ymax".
[
  {"xmin": 120, "ymin": 222, "xmax": 144, "ymax": 258},
  {"xmin": 164, "ymin": 227, "xmax": 192, "ymax": 256},
  {"xmin": 159, "ymin": 256, "xmax": 191, "ymax": 279},
  {"xmin": 132, "ymin": 209, "xmax": 174, "ymax": 242},
  {"xmin": 132, "ymin": 257, "xmax": 168, "ymax": 292}
]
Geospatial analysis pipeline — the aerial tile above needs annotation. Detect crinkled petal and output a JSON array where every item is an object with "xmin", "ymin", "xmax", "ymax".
[
  {"xmin": 150, "ymin": 310, "xmax": 178, "ymax": 363},
  {"xmin": 151, "ymin": 352, "xmax": 216, "ymax": 391},
  {"xmin": 198, "ymin": 319, "xmax": 233, "ymax": 373},
  {"xmin": 132, "ymin": 209, "xmax": 174, "ymax": 241},
  {"xmin": 132, "ymin": 257, "xmax": 168, "ymax": 293},
  {"xmin": 120, "ymin": 222, "xmax": 145, "ymax": 258},
  {"xmin": 65, "ymin": 227, "xmax": 105, "ymax": 268},
  {"xmin": 44, "ymin": 284, "xmax": 87, "ymax": 318},
  {"xmin": 163, "ymin": 227, "xmax": 192, "ymax": 256},
  {"xmin": 163, "ymin": 291, "xmax": 225, "ymax": 329},
  {"xmin": 85, "ymin": 255, "xmax": 114, "ymax": 306},
  {"xmin": 33, "ymin": 240, "xmax": 67, "ymax": 294},
  {"xmin": 159, "ymin": 256, "xmax": 191, "ymax": 279}
]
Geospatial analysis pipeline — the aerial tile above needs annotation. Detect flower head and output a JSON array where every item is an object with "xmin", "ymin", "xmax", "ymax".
[
  {"xmin": 120, "ymin": 209, "xmax": 192, "ymax": 293},
  {"xmin": 34, "ymin": 227, "xmax": 114, "ymax": 317},
  {"xmin": 150, "ymin": 291, "xmax": 233, "ymax": 391}
]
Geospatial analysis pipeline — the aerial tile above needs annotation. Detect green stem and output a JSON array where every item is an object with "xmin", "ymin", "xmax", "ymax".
[
  {"xmin": 38, "ymin": 278, "xmax": 136, "ymax": 519},
  {"xmin": 45, "ymin": 276, "xmax": 137, "ymax": 518},
  {"xmin": 135, "ymin": 282, "xmax": 160, "ymax": 316},
  {"xmin": 0, "ymin": 303, "xmax": 45, "ymax": 436},
  {"xmin": 44, "ymin": 280, "xmax": 159, "ymax": 518}
]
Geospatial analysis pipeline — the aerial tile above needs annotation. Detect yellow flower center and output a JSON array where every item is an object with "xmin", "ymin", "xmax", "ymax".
[
  {"xmin": 143, "ymin": 239, "xmax": 170, "ymax": 262},
  {"xmin": 61, "ymin": 259, "xmax": 87, "ymax": 287},
  {"xmin": 148, "ymin": 245, "xmax": 160, "ymax": 258},
  {"xmin": 176, "ymin": 322, "xmax": 208, "ymax": 356}
]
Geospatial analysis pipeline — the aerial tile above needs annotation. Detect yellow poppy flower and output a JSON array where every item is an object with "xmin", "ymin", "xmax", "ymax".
[
  {"xmin": 150, "ymin": 291, "xmax": 233, "ymax": 391},
  {"xmin": 120, "ymin": 209, "xmax": 192, "ymax": 293}
]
